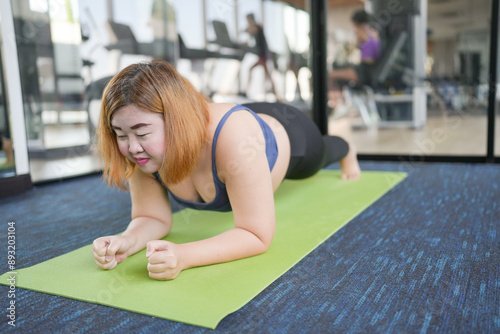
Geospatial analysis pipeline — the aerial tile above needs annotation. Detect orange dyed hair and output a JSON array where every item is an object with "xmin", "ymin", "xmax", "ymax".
[{"xmin": 97, "ymin": 59, "xmax": 209, "ymax": 190}]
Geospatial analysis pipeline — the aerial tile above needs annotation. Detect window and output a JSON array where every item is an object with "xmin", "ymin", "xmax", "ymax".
[{"xmin": 326, "ymin": 0, "xmax": 492, "ymax": 159}]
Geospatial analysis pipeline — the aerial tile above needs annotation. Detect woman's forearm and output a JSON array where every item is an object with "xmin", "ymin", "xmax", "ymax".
[
  {"xmin": 178, "ymin": 227, "xmax": 271, "ymax": 270},
  {"xmin": 122, "ymin": 217, "xmax": 171, "ymax": 255}
]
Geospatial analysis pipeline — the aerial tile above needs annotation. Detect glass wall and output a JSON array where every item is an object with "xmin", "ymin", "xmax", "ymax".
[
  {"xmin": 173, "ymin": 0, "xmax": 311, "ymax": 104},
  {"xmin": 496, "ymin": 2, "xmax": 500, "ymax": 157},
  {"xmin": 4, "ymin": 0, "xmax": 500, "ymax": 184},
  {"xmin": 326, "ymin": 0, "xmax": 492, "ymax": 158},
  {"xmin": 9, "ymin": 0, "xmax": 312, "ymax": 182},
  {"xmin": 0, "ymin": 21, "xmax": 16, "ymax": 177}
]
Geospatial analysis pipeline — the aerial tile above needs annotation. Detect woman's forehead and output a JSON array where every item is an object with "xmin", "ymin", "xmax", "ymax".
[{"xmin": 111, "ymin": 105, "xmax": 163, "ymax": 125}]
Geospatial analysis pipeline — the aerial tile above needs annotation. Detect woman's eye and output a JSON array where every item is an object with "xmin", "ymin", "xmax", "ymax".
[
  {"xmin": 137, "ymin": 134, "xmax": 149, "ymax": 138},
  {"xmin": 116, "ymin": 134, "xmax": 127, "ymax": 139}
]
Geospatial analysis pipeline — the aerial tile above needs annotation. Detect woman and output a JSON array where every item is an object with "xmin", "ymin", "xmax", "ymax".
[
  {"xmin": 244, "ymin": 13, "xmax": 277, "ymax": 98},
  {"xmin": 92, "ymin": 59, "xmax": 360, "ymax": 280}
]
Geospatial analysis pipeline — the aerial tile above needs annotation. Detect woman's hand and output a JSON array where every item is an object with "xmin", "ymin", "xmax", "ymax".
[
  {"xmin": 146, "ymin": 240, "xmax": 184, "ymax": 280},
  {"xmin": 92, "ymin": 235, "xmax": 135, "ymax": 270}
]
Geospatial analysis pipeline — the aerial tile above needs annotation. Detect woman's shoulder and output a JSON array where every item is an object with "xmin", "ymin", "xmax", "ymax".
[
  {"xmin": 207, "ymin": 103, "xmax": 261, "ymax": 138},
  {"xmin": 207, "ymin": 102, "xmax": 238, "ymax": 114},
  {"xmin": 209, "ymin": 103, "xmax": 263, "ymax": 126},
  {"xmin": 207, "ymin": 103, "xmax": 260, "ymax": 146},
  {"xmin": 208, "ymin": 102, "xmax": 254, "ymax": 128}
]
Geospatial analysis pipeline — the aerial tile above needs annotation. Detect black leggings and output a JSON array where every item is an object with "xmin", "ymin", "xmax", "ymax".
[{"xmin": 243, "ymin": 102, "xmax": 349, "ymax": 179}]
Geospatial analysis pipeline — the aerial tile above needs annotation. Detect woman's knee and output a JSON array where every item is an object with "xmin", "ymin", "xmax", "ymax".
[{"xmin": 322, "ymin": 136, "xmax": 349, "ymax": 166}]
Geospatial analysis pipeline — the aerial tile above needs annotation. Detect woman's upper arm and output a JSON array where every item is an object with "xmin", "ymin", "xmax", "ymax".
[
  {"xmin": 217, "ymin": 112, "xmax": 276, "ymax": 246},
  {"xmin": 128, "ymin": 168, "xmax": 172, "ymax": 226}
]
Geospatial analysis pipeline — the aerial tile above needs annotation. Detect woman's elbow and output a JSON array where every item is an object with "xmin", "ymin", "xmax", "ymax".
[
  {"xmin": 244, "ymin": 229, "xmax": 274, "ymax": 255},
  {"xmin": 257, "ymin": 230, "xmax": 275, "ymax": 253}
]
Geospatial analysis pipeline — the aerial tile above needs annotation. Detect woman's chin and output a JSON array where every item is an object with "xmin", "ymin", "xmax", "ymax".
[{"xmin": 136, "ymin": 162, "xmax": 159, "ymax": 174}]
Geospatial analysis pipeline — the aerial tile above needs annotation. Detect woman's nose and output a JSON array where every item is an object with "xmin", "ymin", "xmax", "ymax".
[{"xmin": 128, "ymin": 137, "xmax": 144, "ymax": 154}]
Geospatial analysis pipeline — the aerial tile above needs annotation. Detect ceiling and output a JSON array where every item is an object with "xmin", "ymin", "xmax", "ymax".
[
  {"xmin": 328, "ymin": 0, "xmax": 364, "ymax": 7},
  {"xmin": 278, "ymin": 0, "xmax": 492, "ymax": 40},
  {"xmin": 275, "ymin": 0, "xmax": 364, "ymax": 10},
  {"xmin": 427, "ymin": 0, "xmax": 492, "ymax": 40}
]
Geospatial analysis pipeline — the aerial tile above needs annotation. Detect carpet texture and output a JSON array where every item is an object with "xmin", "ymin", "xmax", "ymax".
[
  {"xmin": 0, "ymin": 161, "xmax": 498, "ymax": 333},
  {"xmin": 0, "ymin": 170, "xmax": 405, "ymax": 329}
]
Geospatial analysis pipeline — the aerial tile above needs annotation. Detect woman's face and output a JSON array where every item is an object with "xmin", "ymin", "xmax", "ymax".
[{"xmin": 111, "ymin": 104, "xmax": 166, "ymax": 173}]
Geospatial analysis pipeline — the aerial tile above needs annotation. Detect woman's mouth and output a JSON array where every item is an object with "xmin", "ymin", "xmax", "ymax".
[{"xmin": 135, "ymin": 158, "xmax": 150, "ymax": 166}]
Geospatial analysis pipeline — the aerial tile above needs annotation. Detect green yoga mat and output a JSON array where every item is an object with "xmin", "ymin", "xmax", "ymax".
[{"xmin": 0, "ymin": 170, "xmax": 405, "ymax": 329}]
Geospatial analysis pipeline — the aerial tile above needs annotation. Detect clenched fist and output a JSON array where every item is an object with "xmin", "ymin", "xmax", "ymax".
[
  {"xmin": 92, "ymin": 235, "xmax": 134, "ymax": 270},
  {"xmin": 146, "ymin": 240, "xmax": 185, "ymax": 280}
]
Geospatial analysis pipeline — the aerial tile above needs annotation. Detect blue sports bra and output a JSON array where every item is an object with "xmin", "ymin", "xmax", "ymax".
[{"xmin": 153, "ymin": 105, "xmax": 278, "ymax": 212}]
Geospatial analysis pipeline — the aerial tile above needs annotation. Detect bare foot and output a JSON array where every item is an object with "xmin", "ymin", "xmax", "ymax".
[
  {"xmin": 1, "ymin": 137, "xmax": 15, "ymax": 166},
  {"xmin": 340, "ymin": 144, "xmax": 361, "ymax": 180}
]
